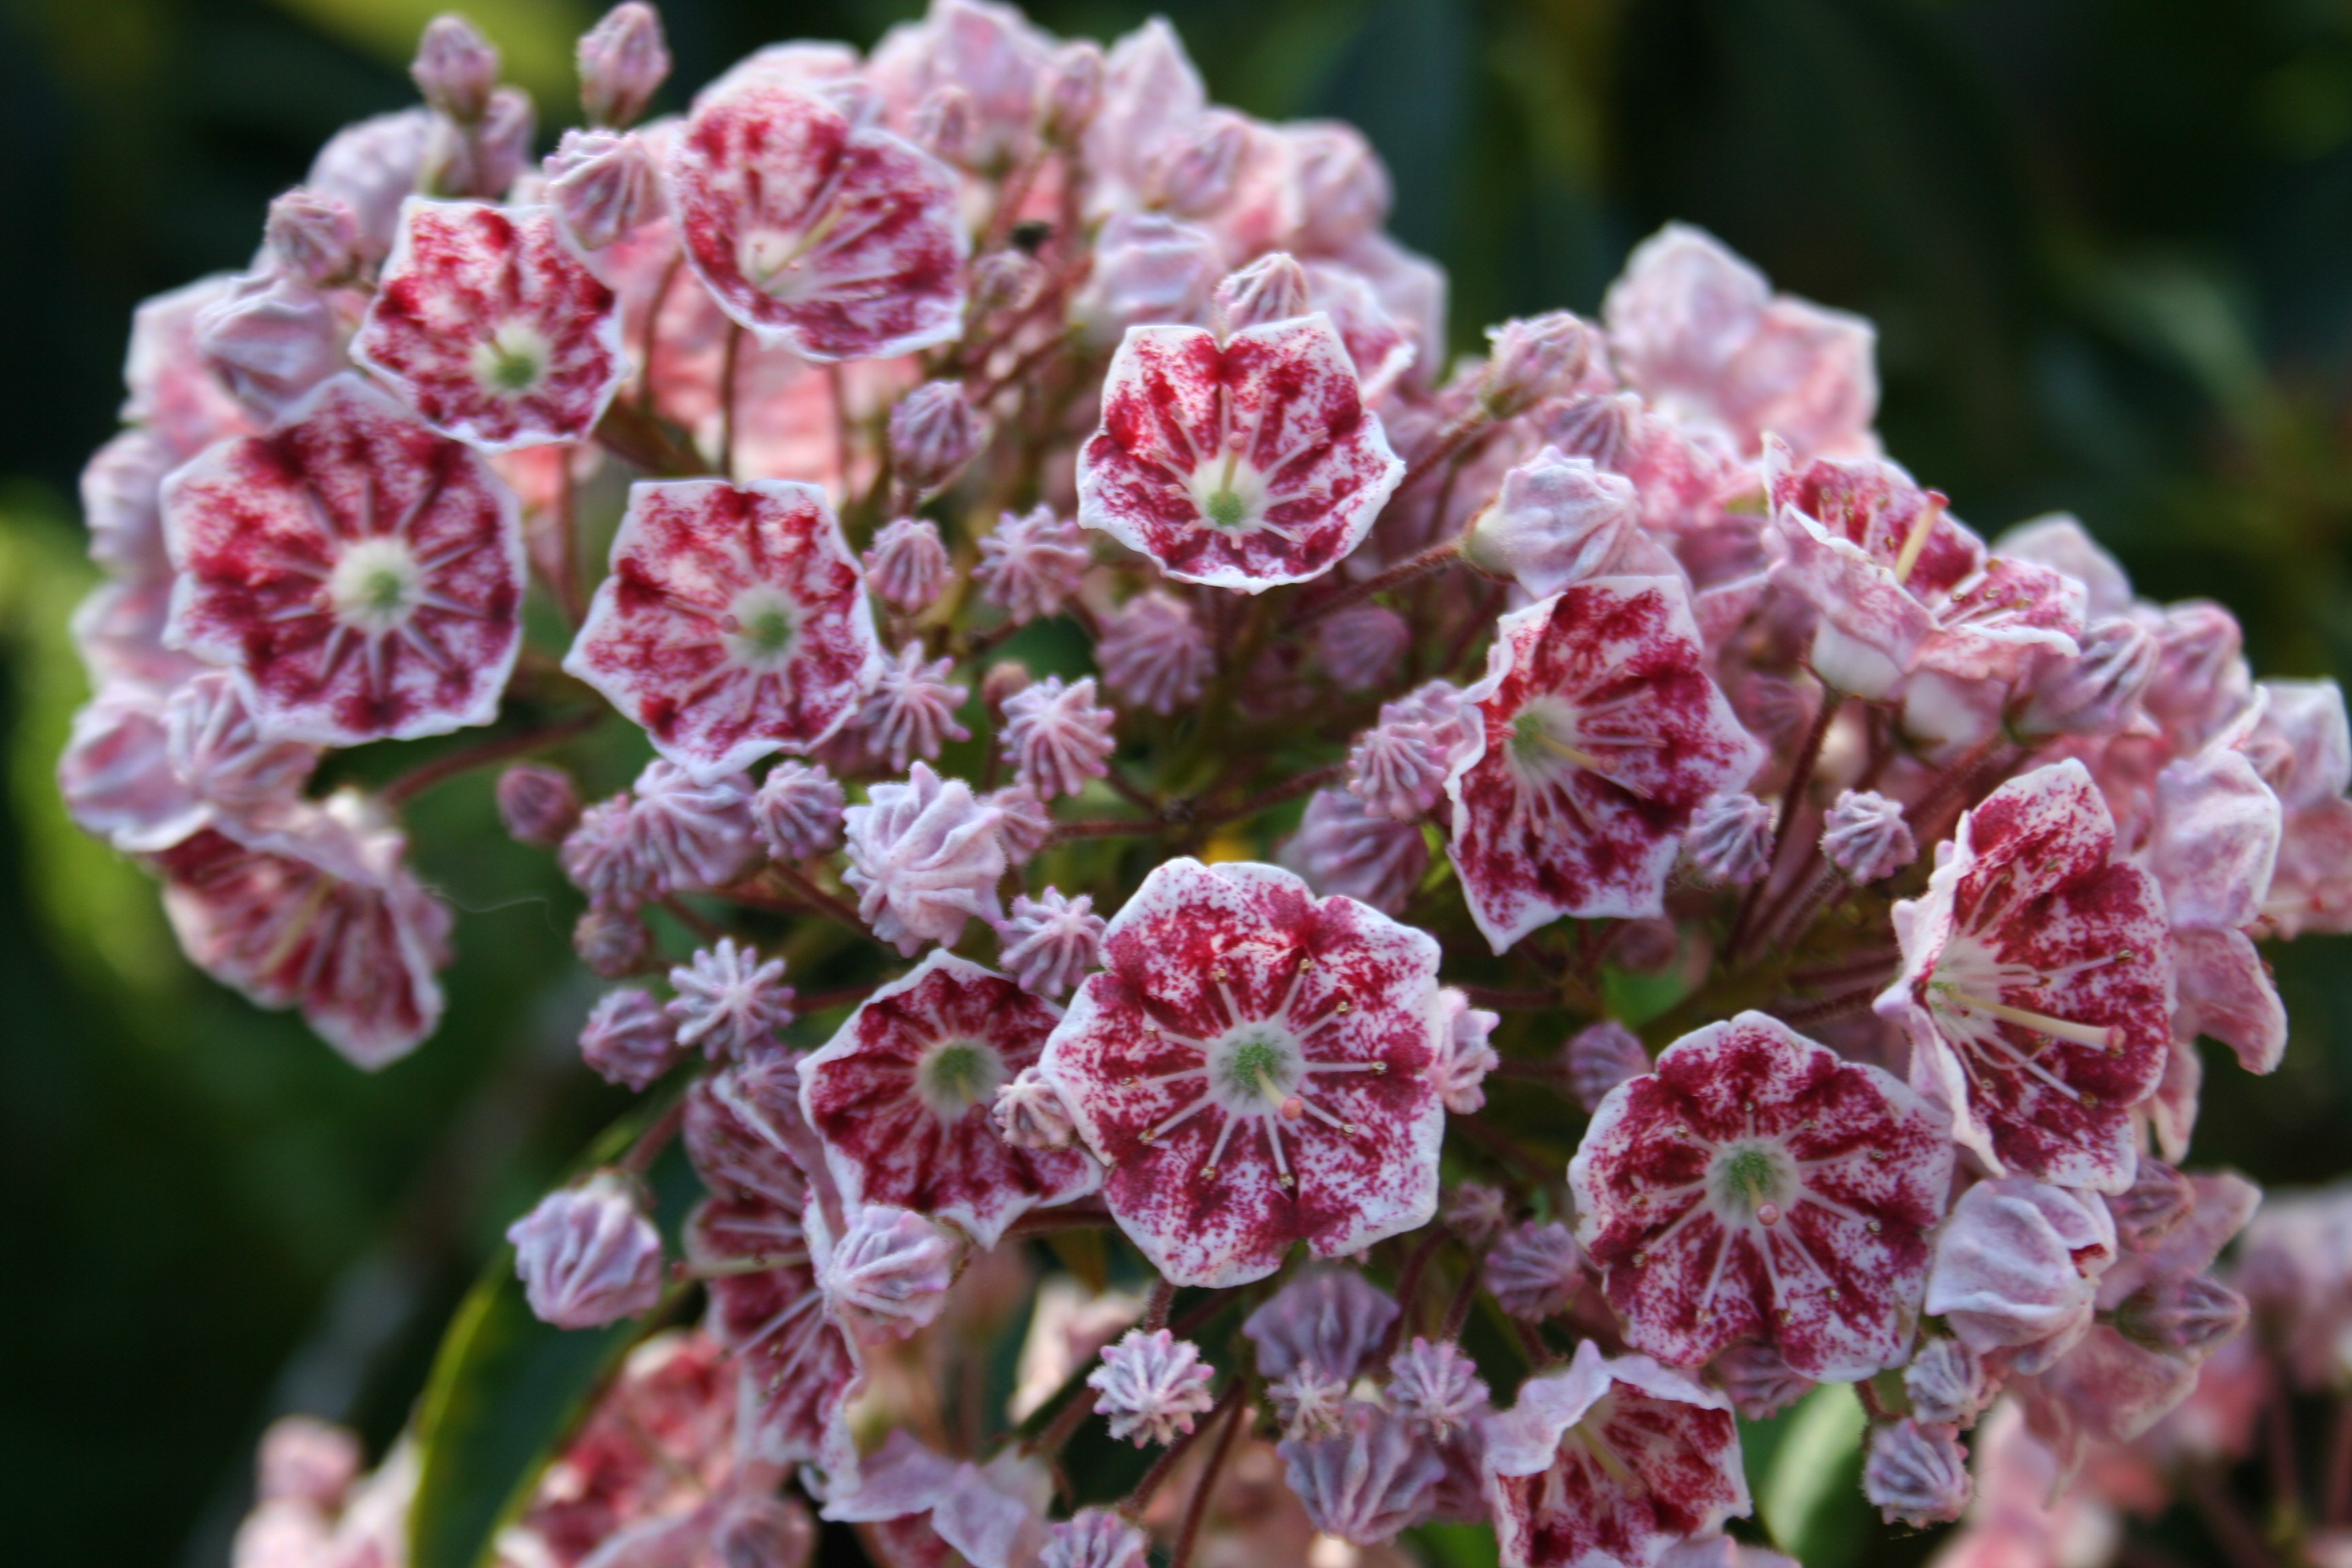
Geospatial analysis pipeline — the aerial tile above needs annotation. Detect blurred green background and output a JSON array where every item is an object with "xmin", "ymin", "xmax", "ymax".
[{"xmin": 5, "ymin": 1, "xmax": 2352, "ymax": 1563}]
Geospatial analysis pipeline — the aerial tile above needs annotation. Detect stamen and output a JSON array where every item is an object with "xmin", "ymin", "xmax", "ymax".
[
  {"xmin": 1940, "ymin": 986, "xmax": 2121, "ymax": 1051},
  {"xmin": 1891, "ymin": 495, "xmax": 1945, "ymax": 585}
]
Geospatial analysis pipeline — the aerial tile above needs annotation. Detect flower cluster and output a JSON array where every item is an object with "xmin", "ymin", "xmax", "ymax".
[{"xmin": 66, "ymin": 6, "xmax": 2333, "ymax": 1567}]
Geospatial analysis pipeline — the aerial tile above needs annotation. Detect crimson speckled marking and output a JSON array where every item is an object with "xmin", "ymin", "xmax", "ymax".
[
  {"xmin": 798, "ymin": 951, "xmax": 1098, "ymax": 1249},
  {"xmin": 161, "ymin": 374, "xmax": 525, "ymax": 746},
  {"xmin": 564, "ymin": 478, "xmax": 881, "ymax": 781},
  {"xmin": 1446, "ymin": 577, "xmax": 1765, "ymax": 952},
  {"xmin": 1875, "ymin": 760, "xmax": 2175, "ymax": 1193},
  {"xmin": 666, "ymin": 80, "xmax": 966, "ymax": 362},
  {"xmin": 1037, "ymin": 858, "xmax": 1444, "ymax": 1289},
  {"xmin": 1569, "ymin": 1011, "xmax": 1953, "ymax": 1382},
  {"xmin": 1482, "ymin": 1341, "xmax": 1749, "ymax": 1568},
  {"xmin": 353, "ymin": 200, "xmax": 626, "ymax": 451},
  {"xmin": 688, "ymin": 1191, "xmax": 862, "ymax": 1466},
  {"xmin": 1768, "ymin": 444, "xmax": 1977, "ymax": 600},
  {"xmin": 1923, "ymin": 555, "xmax": 2087, "ymax": 681},
  {"xmin": 1077, "ymin": 317, "xmax": 1405, "ymax": 592},
  {"xmin": 152, "ymin": 811, "xmax": 451, "ymax": 1070}
]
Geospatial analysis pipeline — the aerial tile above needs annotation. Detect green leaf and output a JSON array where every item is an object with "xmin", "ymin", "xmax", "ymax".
[
  {"xmin": 407, "ymin": 1103, "xmax": 700, "ymax": 1568},
  {"xmin": 1756, "ymin": 1383, "xmax": 1869, "ymax": 1568}
]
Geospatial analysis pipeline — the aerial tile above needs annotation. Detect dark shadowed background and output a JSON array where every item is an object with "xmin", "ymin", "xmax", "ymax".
[{"xmin": 4, "ymin": 1, "xmax": 2351, "ymax": 1563}]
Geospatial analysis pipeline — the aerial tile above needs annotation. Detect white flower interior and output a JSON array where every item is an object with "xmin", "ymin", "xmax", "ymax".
[{"xmin": 915, "ymin": 1035, "xmax": 1007, "ymax": 1121}]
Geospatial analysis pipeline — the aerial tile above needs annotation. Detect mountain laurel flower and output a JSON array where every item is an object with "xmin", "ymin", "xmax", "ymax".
[
  {"xmin": 751, "ymin": 760, "xmax": 846, "ymax": 862},
  {"xmin": 996, "ymin": 888, "xmax": 1105, "ymax": 999},
  {"xmin": 1863, "ymin": 1420, "xmax": 1970, "ymax": 1528},
  {"xmin": 1096, "ymin": 591, "xmax": 1211, "ymax": 715},
  {"xmin": 544, "ymin": 129, "xmax": 662, "ymax": 250},
  {"xmin": 1461, "ymin": 447, "xmax": 1652, "ymax": 598},
  {"xmin": 818, "ymin": 1202, "xmax": 959, "ymax": 1341},
  {"xmin": 992, "ymin": 1064, "xmax": 1079, "ymax": 1150},
  {"xmin": 1001, "ymin": 676, "xmax": 1117, "ymax": 798},
  {"xmin": 1482, "ymin": 311, "xmax": 1606, "ymax": 416},
  {"xmin": 666, "ymin": 937, "xmax": 795, "ymax": 1059},
  {"xmin": 1386, "ymin": 1337, "xmax": 1490, "ymax": 1440},
  {"xmin": 578, "ymin": 987, "xmax": 680, "ymax": 1091},
  {"xmin": 1684, "ymin": 792, "xmax": 1776, "ymax": 887},
  {"xmin": 888, "ymin": 380, "xmax": 986, "ymax": 496},
  {"xmin": 195, "ymin": 272, "xmax": 350, "ymax": 422},
  {"xmin": 843, "ymin": 762, "xmax": 1007, "ymax": 955},
  {"xmin": 1564, "ymin": 1019, "xmax": 1650, "ymax": 1112},
  {"xmin": 264, "ymin": 189, "xmax": 363, "ymax": 287},
  {"xmin": 628, "ymin": 760, "xmax": 758, "ymax": 892},
  {"xmin": 1077, "ymin": 211, "xmax": 1221, "ymax": 334},
  {"xmin": 2018, "ymin": 615, "xmax": 2160, "ymax": 738},
  {"xmin": 506, "ymin": 1173, "xmax": 666, "ymax": 1329},
  {"xmin": 1089, "ymin": 1328, "xmax": 1217, "ymax": 1446},
  {"xmin": 1432, "ymin": 987, "xmax": 1501, "ymax": 1114},
  {"xmin": 1820, "ymin": 789, "xmax": 1915, "ymax": 883},
  {"xmin": 577, "ymin": 2, "xmax": 670, "ymax": 126},
  {"xmin": 977, "ymin": 506, "xmax": 1091, "ymax": 625},
  {"xmin": 1279, "ymin": 1403, "xmax": 1445, "ymax": 1546},
  {"xmin": 1316, "ymin": 605, "xmax": 1410, "ymax": 692},
  {"xmin": 855, "ymin": 644, "xmax": 970, "ymax": 770},
  {"xmin": 495, "ymin": 764, "xmax": 581, "ymax": 847},
  {"xmin": 411, "ymin": 14, "xmax": 500, "ymax": 122},
  {"xmin": 863, "ymin": 517, "xmax": 953, "ymax": 615},
  {"xmin": 1486, "ymin": 1220, "xmax": 1584, "ymax": 1321}
]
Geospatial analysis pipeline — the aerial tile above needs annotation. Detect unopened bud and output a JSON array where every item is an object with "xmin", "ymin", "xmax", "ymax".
[
  {"xmin": 911, "ymin": 85, "xmax": 977, "ymax": 166},
  {"xmin": 577, "ymin": 2, "xmax": 670, "ymax": 129},
  {"xmin": 2019, "ymin": 615, "xmax": 2159, "ymax": 738},
  {"xmin": 1482, "ymin": 311, "xmax": 1602, "ymax": 418},
  {"xmin": 708, "ymin": 1496, "xmax": 816, "ymax": 1568},
  {"xmin": 412, "ymin": 14, "xmax": 500, "ymax": 122},
  {"xmin": 1149, "ymin": 110, "xmax": 1250, "ymax": 216},
  {"xmin": 1712, "ymin": 1342, "xmax": 1814, "ymax": 1420},
  {"xmin": 265, "ymin": 189, "xmax": 363, "ymax": 287},
  {"xmin": 1684, "ymin": 792, "xmax": 1775, "ymax": 887},
  {"xmin": 1037, "ymin": 39, "xmax": 1105, "ymax": 142},
  {"xmin": 971, "ymin": 250, "xmax": 1041, "ymax": 313},
  {"xmin": 1461, "ymin": 447, "xmax": 1639, "ymax": 595},
  {"xmin": 1863, "ymin": 1420, "xmax": 1970, "ymax": 1528},
  {"xmin": 862, "ymin": 517, "xmax": 951, "ymax": 616},
  {"xmin": 195, "ymin": 273, "xmax": 347, "ymax": 421},
  {"xmin": 1209, "ymin": 252, "xmax": 1311, "ymax": 339},
  {"xmin": 2108, "ymin": 1157, "xmax": 2198, "ymax": 1250},
  {"xmin": 1563, "ymin": 1019, "xmax": 1649, "ymax": 1111},
  {"xmin": 506, "ymin": 1173, "xmax": 666, "ymax": 1329},
  {"xmin": 2115, "ymin": 1273, "xmax": 2250, "ymax": 1358},
  {"xmin": 888, "ymin": 380, "xmax": 984, "ymax": 495},
  {"xmin": 1287, "ymin": 121, "xmax": 1390, "ymax": 253},
  {"xmin": 497, "ymin": 763, "xmax": 582, "ymax": 846},
  {"xmin": 981, "ymin": 659, "xmax": 1034, "ymax": 713},
  {"xmin": 1820, "ymin": 789, "xmax": 1916, "ymax": 883},
  {"xmin": 544, "ymin": 128, "xmax": 660, "ymax": 250},
  {"xmin": 1901, "ymin": 1337, "xmax": 1991, "ymax": 1427},
  {"xmin": 1441, "ymin": 1181, "xmax": 1508, "ymax": 1243},
  {"xmin": 574, "ymin": 905, "xmax": 651, "ymax": 977},
  {"xmin": 823, "ymin": 1203, "xmax": 959, "ymax": 1339},
  {"xmin": 578, "ymin": 987, "xmax": 679, "ymax": 1092}
]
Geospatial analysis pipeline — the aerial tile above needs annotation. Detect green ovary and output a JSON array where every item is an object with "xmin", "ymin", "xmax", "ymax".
[
  {"xmin": 743, "ymin": 606, "xmax": 793, "ymax": 655},
  {"xmin": 1205, "ymin": 489, "xmax": 1248, "ymax": 528},
  {"xmin": 359, "ymin": 568, "xmax": 409, "ymax": 616},
  {"xmin": 1223, "ymin": 1036, "xmax": 1288, "ymax": 1096},
  {"xmin": 1710, "ymin": 1141, "xmax": 1789, "ymax": 1224},
  {"xmin": 919, "ymin": 1040, "xmax": 1002, "ymax": 1117}
]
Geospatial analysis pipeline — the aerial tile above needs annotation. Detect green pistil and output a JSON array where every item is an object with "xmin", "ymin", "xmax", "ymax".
[
  {"xmin": 486, "ymin": 344, "xmax": 542, "ymax": 392},
  {"xmin": 361, "ymin": 567, "xmax": 409, "ymax": 615},
  {"xmin": 743, "ymin": 606, "xmax": 793, "ymax": 655},
  {"xmin": 1720, "ymin": 1146, "xmax": 1777, "ymax": 1203},
  {"xmin": 1205, "ymin": 489, "xmax": 1248, "ymax": 528},
  {"xmin": 924, "ymin": 1043, "xmax": 990, "ymax": 1110},
  {"xmin": 1510, "ymin": 710, "xmax": 1550, "ymax": 760},
  {"xmin": 1223, "ymin": 1036, "xmax": 1288, "ymax": 1096}
]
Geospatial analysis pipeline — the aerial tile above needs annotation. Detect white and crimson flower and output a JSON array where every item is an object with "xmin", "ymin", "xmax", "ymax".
[
  {"xmin": 564, "ymin": 479, "xmax": 882, "ymax": 779},
  {"xmin": 1076, "ymin": 316, "xmax": 1405, "ymax": 592},
  {"xmin": 1874, "ymin": 760, "xmax": 2174, "ymax": 1193},
  {"xmin": 685, "ymin": 1192, "xmax": 864, "ymax": 1465},
  {"xmin": 162, "ymin": 374, "xmax": 525, "ymax": 745},
  {"xmin": 1446, "ymin": 578, "xmax": 1764, "ymax": 953},
  {"xmin": 798, "ymin": 951, "xmax": 1099, "ymax": 1249},
  {"xmin": 1037, "ymin": 858, "xmax": 1445, "ymax": 1288},
  {"xmin": 665, "ymin": 77, "xmax": 966, "ymax": 361},
  {"xmin": 1481, "ymin": 1340, "xmax": 1750, "ymax": 1568},
  {"xmin": 1568, "ymin": 1011, "xmax": 1954, "ymax": 1382},
  {"xmin": 352, "ymin": 200, "xmax": 627, "ymax": 451}
]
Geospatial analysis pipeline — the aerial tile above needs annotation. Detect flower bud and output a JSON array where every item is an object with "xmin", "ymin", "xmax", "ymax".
[
  {"xmin": 981, "ymin": 659, "xmax": 1034, "ymax": 713},
  {"xmin": 972, "ymin": 249, "xmax": 1042, "ymax": 313},
  {"xmin": 1044, "ymin": 1510, "xmax": 1148, "ymax": 1568},
  {"xmin": 1098, "ymin": 591, "xmax": 1211, "ymax": 716},
  {"xmin": 823, "ymin": 1203, "xmax": 959, "ymax": 1339},
  {"xmin": 708, "ymin": 1496, "xmax": 816, "ymax": 1568},
  {"xmin": 1279, "ymin": 1403, "xmax": 1444, "ymax": 1546},
  {"xmin": 1348, "ymin": 719, "xmax": 1448, "ymax": 822},
  {"xmin": 751, "ymin": 760, "xmax": 845, "ymax": 862},
  {"xmin": 506, "ymin": 1173, "xmax": 666, "ymax": 1329},
  {"xmin": 1268, "ymin": 1365, "xmax": 1350, "ymax": 1440},
  {"xmin": 1036, "ymin": 40, "xmax": 1105, "ymax": 143},
  {"xmin": 544, "ymin": 128, "xmax": 660, "ymax": 250},
  {"xmin": 2018, "ymin": 615, "xmax": 2159, "ymax": 738},
  {"xmin": 912, "ymin": 85, "xmax": 978, "ymax": 165},
  {"xmin": 1819, "ymin": 789, "xmax": 1916, "ymax": 883},
  {"xmin": 1149, "ymin": 110, "xmax": 1250, "ymax": 216},
  {"xmin": 863, "ymin": 517, "xmax": 952, "ymax": 615},
  {"xmin": 993, "ymin": 1063, "xmax": 1078, "ymax": 1149},
  {"xmin": 574, "ymin": 904, "xmax": 651, "ymax": 977},
  {"xmin": 1901, "ymin": 1337, "xmax": 1991, "ymax": 1427},
  {"xmin": 1077, "ymin": 213, "xmax": 1221, "ymax": 336},
  {"xmin": 1486, "ymin": 1220, "xmax": 1582, "ymax": 1321},
  {"xmin": 496, "ymin": 764, "xmax": 581, "ymax": 847},
  {"xmin": 1433, "ymin": 987, "xmax": 1500, "ymax": 1114},
  {"xmin": 577, "ymin": 2, "xmax": 670, "ymax": 129},
  {"xmin": 888, "ymin": 380, "xmax": 985, "ymax": 496},
  {"xmin": 1684, "ymin": 792, "xmax": 1775, "ymax": 887},
  {"xmin": 412, "ymin": 14, "xmax": 500, "ymax": 122},
  {"xmin": 1287, "ymin": 122, "xmax": 1390, "ymax": 254},
  {"xmin": 423, "ymin": 88, "xmax": 535, "ymax": 199},
  {"xmin": 1863, "ymin": 1420, "xmax": 1970, "ymax": 1528},
  {"xmin": 1209, "ymin": 252, "xmax": 1311, "ymax": 339},
  {"xmin": 986, "ymin": 782, "xmax": 1054, "ymax": 866},
  {"xmin": 578, "ymin": 986, "xmax": 679, "ymax": 1092},
  {"xmin": 1386, "ymin": 1337, "xmax": 1489, "ymax": 1441},
  {"xmin": 1563, "ymin": 1019, "xmax": 1650, "ymax": 1111},
  {"xmin": 265, "ymin": 189, "xmax": 363, "ymax": 287},
  {"xmin": 1462, "ymin": 446, "xmax": 1640, "ymax": 595},
  {"xmin": 257, "ymin": 1416, "xmax": 361, "ymax": 1507},
  {"xmin": 2108, "ymin": 1157, "xmax": 2198, "ymax": 1250},
  {"xmin": 1712, "ymin": 1342, "xmax": 1813, "ymax": 1420},
  {"xmin": 1925, "ymin": 1176, "xmax": 2117, "ymax": 1373},
  {"xmin": 2114, "ymin": 1273, "xmax": 2250, "ymax": 1358},
  {"xmin": 1482, "ymin": 311, "xmax": 1603, "ymax": 418},
  {"xmin": 1316, "ymin": 605, "xmax": 1409, "ymax": 693},
  {"xmin": 1090, "ymin": 1328, "xmax": 1217, "ymax": 1446},
  {"xmin": 667, "ymin": 936, "xmax": 794, "ymax": 1059},
  {"xmin": 630, "ymin": 760, "xmax": 757, "ymax": 893},
  {"xmin": 195, "ymin": 273, "xmax": 347, "ymax": 421},
  {"xmin": 1443, "ymin": 1181, "xmax": 1509, "ymax": 1243}
]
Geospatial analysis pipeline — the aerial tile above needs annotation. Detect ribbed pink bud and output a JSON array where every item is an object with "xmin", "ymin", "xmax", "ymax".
[
  {"xmin": 985, "ymin": 782, "xmax": 1054, "ymax": 864},
  {"xmin": 1901, "ymin": 1337, "xmax": 1991, "ymax": 1428},
  {"xmin": 544, "ymin": 128, "xmax": 660, "ymax": 249},
  {"xmin": 1243, "ymin": 1269, "xmax": 1399, "ymax": 1380},
  {"xmin": 1036, "ymin": 40, "xmax": 1105, "ymax": 144},
  {"xmin": 1482, "ymin": 311, "xmax": 1603, "ymax": 417},
  {"xmin": 823, "ymin": 1203, "xmax": 958, "ymax": 1339},
  {"xmin": 496, "ymin": 764, "xmax": 581, "ymax": 847},
  {"xmin": 1288, "ymin": 122, "xmax": 1391, "ymax": 252},
  {"xmin": 2019, "ymin": 615, "xmax": 2159, "ymax": 738},
  {"xmin": 1042, "ymin": 1509, "xmax": 1146, "ymax": 1568},
  {"xmin": 1863, "ymin": 1420, "xmax": 1970, "ymax": 1528},
  {"xmin": 1487, "ymin": 1221, "xmax": 1583, "ymax": 1321},
  {"xmin": 1925, "ymin": 1177, "xmax": 2117, "ymax": 1374},
  {"xmin": 1712, "ymin": 1342, "xmax": 1814, "ymax": 1420},
  {"xmin": 1149, "ymin": 110, "xmax": 1250, "ymax": 216},
  {"xmin": 666, "ymin": 937, "xmax": 794, "ymax": 1059},
  {"xmin": 1090, "ymin": 1328, "xmax": 1217, "ymax": 1446},
  {"xmin": 561, "ymin": 795, "xmax": 651, "ymax": 910},
  {"xmin": 863, "ymin": 518, "xmax": 952, "ymax": 615},
  {"xmin": 1433, "ymin": 987, "xmax": 1501, "ymax": 1114},
  {"xmin": 1077, "ymin": 212, "xmax": 1220, "ymax": 331},
  {"xmin": 162, "ymin": 671, "xmax": 318, "ymax": 812},
  {"xmin": 2114, "ymin": 1273, "xmax": 2250, "ymax": 1357},
  {"xmin": 1209, "ymin": 252, "xmax": 1312, "ymax": 339},
  {"xmin": 1279, "ymin": 1403, "xmax": 1444, "ymax": 1546},
  {"xmin": 1001, "ymin": 676, "xmax": 1117, "ymax": 798},
  {"xmin": 1443, "ymin": 1181, "xmax": 1509, "ymax": 1243},
  {"xmin": 257, "ymin": 1416, "xmax": 361, "ymax": 1507},
  {"xmin": 195, "ymin": 274, "xmax": 346, "ymax": 421},
  {"xmin": 1348, "ymin": 719, "xmax": 1448, "ymax": 822},
  {"xmin": 1684, "ymin": 791, "xmax": 1775, "ymax": 887},
  {"xmin": 573, "ymin": 905, "xmax": 651, "ymax": 978},
  {"xmin": 1316, "ymin": 605, "xmax": 1409, "ymax": 692},
  {"xmin": 578, "ymin": 987, "xmax": 678, "ymax": 1091},
  {"xmin": 2108, "ymin": 1156, "xmax": 2198, "ymax": 1250},
  {"xmin": 265, "ymin": 189, "xmax": 363, "ymax": 287},
  {"xmin": 79, "ymin": 429, "xmax": 172, "ymax": 578},
  {"xmin": 996, "ymin": 888, "xmax": 1104, "ymax": 999},
  {"xmin": 977, "ymin": 506, "xmax": 1090, "ymax": 625},
  {"xmin": 419, "ymin": 87, "xmax": 534, "ymax": 198},
  {"xmin": 843, "ymin": 763, "xmax": 1006, "ymax": 955},
  {"xmin": 1269, "ymin": 1365, "xmax": 1351, "ymax": 1440},
  {"xmin": 1098, "ymin": 592, "xmax": 1211, "ymax": 716},
  {"xmin": 1563, "ymin": 1019, "xmax": 1650, "ymax": 1111},
  {"xmin": 630, "ymin": 760, "xmax": 757, "ymax": 893},
  {"xmin": 576, "ymin": 3, "xmax": 669, "ymax": 128},
  {"xmin": 912, "ymin": 85, "xmax": 978, "ymax": 165},
  {"xmin": 1819, "ymin": 789, "xmax": 1915, "ymax": 883},
  {"xmin": 708, "ymin": 1497, "xmax": 815, "ymax": 1568},
  {"xmin": 992, "ymin": 1064, "xmax": 1077, "ymax": 1149},
  {"xmin": 1386, "ymin": 1337, "xmax": 1490, "ymax": 1440},
  {"xmin": 889, "ymin": 381, "xmax": 985, "ymax": 496},
  {"xmin": 1279, "ymin": 787, "xmax": 1428, "ymax": 916},
  {"xmin": 856, "ymin": 644, "xmax": 970, "ymax": 770},
  {"xmin": 412, "ymin": 14, "xmax": 500, "ymax": 121},
  {"xmin": 972, "ymin": 250, "xmax": 1042, "ymax": 312},
  {"xmin": 506, "ymin": 1173, "xmax": 665, "ymax": 1328},
  {"xmin": 752, "ymin": 760, "xmax": 845, "ymax": 862},
  {"xmin": 981, "ymin": 659, "xmax": 1034, "ymax": 713},
  {"xmin": 1461, "ymin": 448, "xmax": 1640, "ymax": 594}
]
